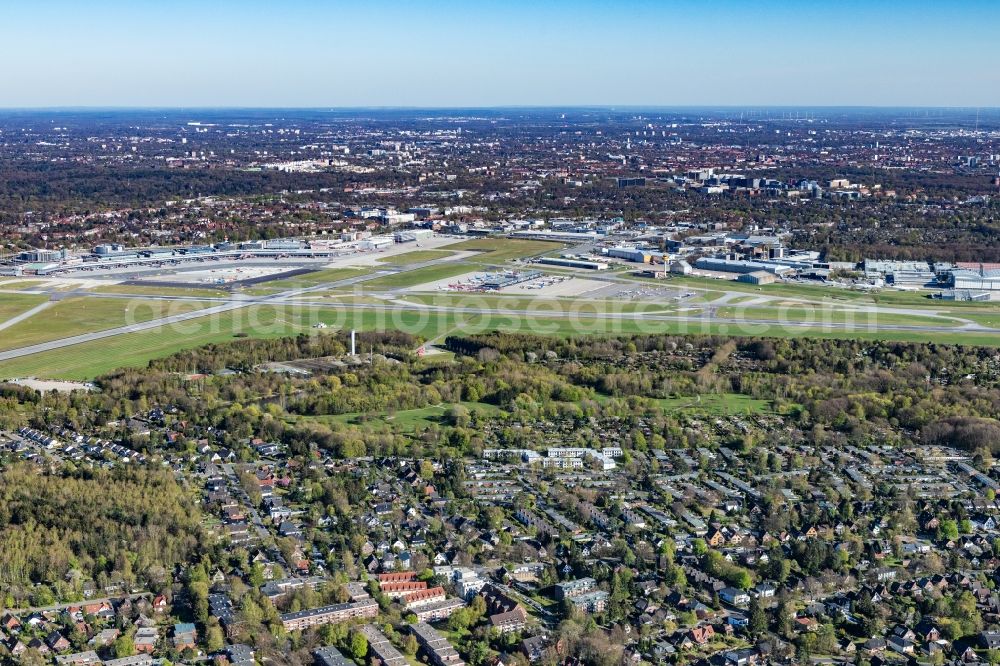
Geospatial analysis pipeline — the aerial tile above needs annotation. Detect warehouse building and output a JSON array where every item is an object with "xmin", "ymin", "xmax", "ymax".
[
  {"xmin": 394, "ymin": 229, "xmax": 434, "ymax": 243},
  {"xmin": 694, "ymin": 257, "xmax": 793, "ymax": 277},
  {"xmin": 949, "ymin": 267, "xmax": 1000, "ymax": 291},
  {"xmin": 604, "ymin": 246, "xmax": 654, "ymax": 263},
  {"xmin": 536, "ymin": 257, "xmax": 609, "ymax": 270},
  {"xmin": 737, "ymin": 270, "xmax": 777, "ymax": 285}
]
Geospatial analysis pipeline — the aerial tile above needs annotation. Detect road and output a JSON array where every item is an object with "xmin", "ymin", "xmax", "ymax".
[{"xmin": 220, "ymin": 464, "xmax": 272, "ymax": 541}]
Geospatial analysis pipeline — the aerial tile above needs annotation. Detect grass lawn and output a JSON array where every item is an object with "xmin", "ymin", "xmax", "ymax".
[
  {"xmin": 0, "ymin": 297, "xmax": 211, "ymax": 351},
  {"xmin": 0, "ymin": 306, "xmax": 487, "ymax": 379},
  {"xmin": 0, "ymin": 293, "xmax": 48, "ymax": 323},
  {"xmin": 446, "ymin": 238, "xmax": 564, "ymax": 263},
  {"xmin": 0, "ymin": 280, "xmax": 45, "ymax": 290},
  {"xmin": 89, "ymin": 284, "xmax": 228, "ymax": 298},
  {"xmin": 955, "ymin": 312, "xmax": 1000, "ymax": 328},
  {"xmin": 654, "ymin": 394, "xmax": 774, "ymax": 416},
  {"xmin": 362, "ymin": 263, "xmax": 476, "ymax": 289},
  {"xmin": 376, "ymin": 249, "xmax": 457, "ymax": 265},
  {"xmin": 6, "ymin": 297, "xmax": 1000, "ymax": 380}
]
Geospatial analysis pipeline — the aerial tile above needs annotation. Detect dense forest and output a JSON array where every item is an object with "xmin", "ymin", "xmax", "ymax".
[{"xmin": 0, "ymin": 465, "xmax": 205, "ymax": 606}]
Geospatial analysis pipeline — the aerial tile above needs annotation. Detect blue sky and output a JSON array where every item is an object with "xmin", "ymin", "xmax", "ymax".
[{"xmin": 1, "ymin": 0, "xmax": 997, "ymax": 107}]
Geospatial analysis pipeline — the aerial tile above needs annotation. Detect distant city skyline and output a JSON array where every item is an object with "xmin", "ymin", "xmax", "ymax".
[{"xmin": 2, "ymin": 0, "xmax": 998, "ymax": 108}]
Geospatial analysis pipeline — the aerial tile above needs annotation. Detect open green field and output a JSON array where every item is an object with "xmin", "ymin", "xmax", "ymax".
[
  {"xmin": 376, "ymin": 249, "xmax": 456, "ymax": 265},
  {"xmin": 0, "ymin": 293, "xmax": 48, "ymax": 323},
  {"xmin": 0, "ymin": 306, "xmax": 488, "ymax": 379},
  {"xmin": 4, "ymin": 297, "xmax": 1000, "ymax": 380},
  {"xmin": 89, "ymin": 284, "xmax": 227, "ymax": 298},
  {"xmin": 0, "ymin": 297, "xmax": 210, "ymax": 352},
  {"xmin": 447, "ymin": 238, "xmax": 563, "ymax": 263},
  {"xmin": 654, "ymin": 394, "xmax": 774, "ymax": 416},
  {"xmin": 0, "ymin": 280, "xmax": 45, "ymax": 291},
  {"xmin": 952, "ymin": 312, "xmax": 1000, "ymax": 328},
  {"xmin": 361, "ymin": 263, "xmax": 476, "ymax": 289}
]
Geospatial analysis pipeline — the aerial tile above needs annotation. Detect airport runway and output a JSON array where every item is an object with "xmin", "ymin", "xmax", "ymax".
[
  {"xmin": 1, "ymin": 259, "xmax": 997, "ymax": 362},
  {"xmin": 0, "ymin": 294, "xmax": 995, "ymax": 362}
]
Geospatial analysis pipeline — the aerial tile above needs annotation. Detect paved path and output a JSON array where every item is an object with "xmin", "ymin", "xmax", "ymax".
[{"xmin": 0, "ymin": 300, "xmax": 53, "ymax": 332}]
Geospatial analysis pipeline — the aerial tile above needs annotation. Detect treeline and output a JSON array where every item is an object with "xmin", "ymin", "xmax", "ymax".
[
  {"xmin": 146, "ymin": 330, "xmax": 420, "ymax": 374},
  {"xmin": 0, "ymin": 161, "xmax": 415, "ymax": 219}
]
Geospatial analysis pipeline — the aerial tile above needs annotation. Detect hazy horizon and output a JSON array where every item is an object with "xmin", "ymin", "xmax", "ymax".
[{"xmin": 2, "ymin": 0, "xmax": 998, "ymax": 108}]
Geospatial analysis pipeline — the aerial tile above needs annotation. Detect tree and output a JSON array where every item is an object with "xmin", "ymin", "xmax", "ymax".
[
  {"xmin": 350, "ymin": 631, "xmax": 368, "ymax": 660},
  {"xmin": 113, "ymin": 633, "xmax": 136, "ymax": 658},
  {"xmin": 248, "ymin": 562, "xmax": 265, "ymax": 588},
  {"xmin": 748, "ymin": 597, "xmax": 767, "ymax": 636},
  {"xmin": 938, "ymin": 518, "xmax": 959, "ymax": 541},
  {"xmin": 470, "ymin": 594, "xmax": 487, "ymax": 619},
  {"xmin": 467, "ymin": 640, "xmax": 491, "ymax": 666},
  {"xmin": 206, "ymin": 624, "xmax": 225, "ymax": 652}
]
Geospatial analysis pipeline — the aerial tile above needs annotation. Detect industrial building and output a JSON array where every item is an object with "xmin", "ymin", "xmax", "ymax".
[
  {"xmin": 694, "ymin": 257, "xmax": 793, "ymax": 277},
  {"xmin": 890, "ymin": 268, "xmax": 937, "ymax": 288},
  {"xmin": 357, "ymin": 236, "xmax": 395, "ymax": 251},
  {"xmin": 535, "ymin": 257, "xmax": 609, "ymax": 270},
  {"xmin": 737, "ymin": 270, "xmax": 777, "ymax": 285},
  {"xmin": 603, "ymin": 246, "xmax": 655, "ymax": 263},
  {"xmin": 948, "ymin": 267, "xmax": 1000, "ymax": 291},
  {"xmin": 937, "ymin": 289, "xmax": 993, "ymax": 302},
  {"xmin": 670, "ymin": 260, "xmax": 693, "ymax": 275},
  {"xmin": 394, "ymin": 229, "xmax": 434, "ymax": 243},
  {"xmin": 863, "ymin": 259, "xmax": 932, "ymax": 278},
  {"xmin": 616, "ymin": 177, "xmax": 646, "ymax": 187}
]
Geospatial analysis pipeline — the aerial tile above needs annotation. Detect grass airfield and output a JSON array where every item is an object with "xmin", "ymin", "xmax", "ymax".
[{"xmin": 1, "ymin": 238, "xmax": 1000, "ymax": 380}]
